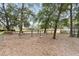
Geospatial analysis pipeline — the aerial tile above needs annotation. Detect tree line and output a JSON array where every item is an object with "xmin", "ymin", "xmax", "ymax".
[{"xmin": 0, "ymin": 3, "xmax": 79, "ymax": 39}]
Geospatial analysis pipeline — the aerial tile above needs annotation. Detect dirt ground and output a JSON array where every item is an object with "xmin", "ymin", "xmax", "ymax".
[{"xmin": 0, "ymin": 33, "xmax": 79, "ymax": 56}]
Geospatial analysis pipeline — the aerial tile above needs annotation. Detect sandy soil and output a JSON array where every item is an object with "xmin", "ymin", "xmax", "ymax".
[{"xmin": 0, "ymin": 33, "xmax": 79, "ymax": 56}]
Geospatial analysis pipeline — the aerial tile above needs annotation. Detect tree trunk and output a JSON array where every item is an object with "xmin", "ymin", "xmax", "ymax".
[
  {"xmin": 77, "ymin": 23, "xmax": 79, "ymax": 37},
  {"xmin": 53, "ymin": 4, "xmax": 62, "ymax": 39},
  {"xmin": 19, "ymin": 3, "xmax": 24, "ymax": 34},
  {"xmin": 43, "ymin": 18, "xmax": 50, "ymax": 34},
  {"xmin": 19, "ymin": 24, "xmax": 23, "ymax": 34},
  {"xmin": 44, "ymin": 27, "xmax": 47, "ymax": 34},
  {"xmin": 6, "ymin": 26, "xmax": 10, "ymax": 31},
  {"xmin": 77, "ymin": 29, "xmax": 79, "ymax": 37},
  {"xmin": 70, "ymin": 4, "xmax": 73, "ymax": 37}
]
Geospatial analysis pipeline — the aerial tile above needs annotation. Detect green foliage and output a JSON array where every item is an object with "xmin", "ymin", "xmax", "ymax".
[
  {"xmin": 37, "ymin": 3, "xmax": 56, "ymax": 29},
  {"xmin": 60, "ymin": 19, "xmax": 69, "ymax": 27}
]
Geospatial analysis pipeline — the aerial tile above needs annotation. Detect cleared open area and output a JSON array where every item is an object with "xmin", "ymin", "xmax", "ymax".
[{"xmin": 0, "ymin": 33, "xmax": 79, "ymax": 56}]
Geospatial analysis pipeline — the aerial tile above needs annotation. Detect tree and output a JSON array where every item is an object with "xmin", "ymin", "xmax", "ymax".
[
  {"xmin": 53, "ymin": 3, "xmax": 70, "ymax": 39},
  {"xmin": 17, "ymin": 3, "xmax": 35, "ymax": 34},
  {"xmin": 70, "ymin": 4, "xmax": 73, "ymax": 37},
  {"xmin": 53, "ymin": 4, "xmax": 63, "ymax": 39},
  {"xmin": 37, "ymin": 3, "xmax": 56, "ymax": 34},
  {"xmin": 19, "ymin": 3, "xmax": 24, "ymax": 34},
  {"xmin": 0, "ymin": 3, "xmax": 17, "ymax": 31},
  {"xmin": 2, "ymin": 3, "xmax": 10, "ymax": 31},
  {"xmin": 75, "ymin": 4, "xmax": 79, "ymax": 37}
]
